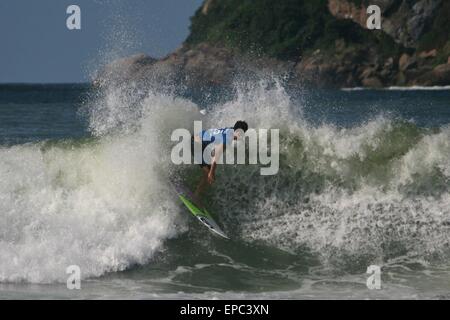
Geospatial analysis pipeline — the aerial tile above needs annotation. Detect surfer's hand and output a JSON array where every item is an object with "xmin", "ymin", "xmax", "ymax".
[{"xmin": 207, "ymin": 171, "xmax": 215, "ymax": 184}]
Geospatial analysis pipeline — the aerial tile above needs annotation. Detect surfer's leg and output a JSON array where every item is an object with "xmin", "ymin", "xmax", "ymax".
[{"xmin": 195, "ymin": 166, "xmax": 210, "ymax": 198}]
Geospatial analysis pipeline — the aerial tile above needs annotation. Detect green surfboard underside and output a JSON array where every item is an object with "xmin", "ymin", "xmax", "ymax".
[
  {"xmin": 173, "ymin": 184, "xmax": 229, "ymax": 239},
  {"xmin": 178, "ymin": 195, "xmax": 213, "ymax": 219}
]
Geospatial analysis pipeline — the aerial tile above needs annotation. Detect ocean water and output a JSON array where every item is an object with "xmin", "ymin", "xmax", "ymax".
[{"xmin": 0, "ymin": 82, "xmax": 449, "ymax": 299}]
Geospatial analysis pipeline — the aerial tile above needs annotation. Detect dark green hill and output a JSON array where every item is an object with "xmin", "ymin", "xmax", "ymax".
[
  {"xmin": 98, "ymin": 0, "xmax": 450, "ymax": 88},
  {"xmin": 185, "ymin": 0, "xmax": 400, "ymax": 61}
]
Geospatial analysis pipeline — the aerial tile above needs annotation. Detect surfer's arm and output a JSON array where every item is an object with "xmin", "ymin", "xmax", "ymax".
[
  {"xmin": 193, "ymin": 133, "xmax": 202, "ymax": 143},
  {"xmin": 208, "ymin": 143, "xmax": 224, "ymax": 184}
]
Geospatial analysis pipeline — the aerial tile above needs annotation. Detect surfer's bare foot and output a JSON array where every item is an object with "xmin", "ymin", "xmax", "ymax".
[
  {"xmin": 194, "ymin": 167, "xmax": 210, "ymax": 207},
  {"xmin": 195, "ymin": 167, "xmax": 209, "ymax": 195},
  {"xmin": 194, "ymin": 180, "xmax": 205, "ymax": 198},
  {"xmin": 192, "ymin": 188, "xmax": 206, "ymax": 208}
]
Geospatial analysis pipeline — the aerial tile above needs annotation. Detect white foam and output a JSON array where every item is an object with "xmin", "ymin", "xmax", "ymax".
[
  {"xmin": 0, "ymin": 84, "xmax": 204, "ymax": 283},
  {"xmin": 206, "ymin": 80, "xmax": 450, "ymax": 266}
]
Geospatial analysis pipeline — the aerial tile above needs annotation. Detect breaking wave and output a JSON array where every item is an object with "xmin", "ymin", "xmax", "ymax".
[{"xmin": 0, "ymin": 76, "xmax": 449, "ymax": 283}]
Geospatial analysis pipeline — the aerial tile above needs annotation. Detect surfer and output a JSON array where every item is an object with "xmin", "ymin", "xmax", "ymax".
[{"xmin": 192, "ymin": 121, "xmax": 248, "ymax": 198}]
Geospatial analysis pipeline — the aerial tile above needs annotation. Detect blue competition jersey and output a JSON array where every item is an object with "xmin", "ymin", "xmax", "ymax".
[{"xmin": 199, "ymin": 127, "xmax": 234, "ymax": 146}]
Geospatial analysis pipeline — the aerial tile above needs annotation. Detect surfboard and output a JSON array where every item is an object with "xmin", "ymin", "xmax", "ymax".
[{"xmin": 171, "ymin": 181, "xmax": 229, "ymax": 239}]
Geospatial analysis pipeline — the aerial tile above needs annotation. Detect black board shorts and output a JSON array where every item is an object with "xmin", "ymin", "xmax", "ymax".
[{"xmin": 191, "ymin": 137, "xmax": 211, "ymax": 169}]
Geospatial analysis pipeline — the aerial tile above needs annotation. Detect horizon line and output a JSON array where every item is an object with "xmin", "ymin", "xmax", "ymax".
[{"xmin": 0, "ymin": 82, "xmax": 91, "ymax": 85}]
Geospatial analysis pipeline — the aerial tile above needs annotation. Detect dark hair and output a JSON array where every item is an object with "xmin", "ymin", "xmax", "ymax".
[{"xmin": 233, "ymin": 120, "xmax": 248, "ymax": 132}]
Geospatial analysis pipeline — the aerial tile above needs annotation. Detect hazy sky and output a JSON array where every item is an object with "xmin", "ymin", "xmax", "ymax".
[{"xmin": 0, "ymin": 0, "xmax": 203, "ymax": 83}]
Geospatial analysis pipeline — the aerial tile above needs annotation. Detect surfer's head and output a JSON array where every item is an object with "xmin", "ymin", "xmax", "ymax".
[{"xmin": 233, "ymin": 121, "xmax": 248, "ymax": 140}]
